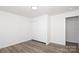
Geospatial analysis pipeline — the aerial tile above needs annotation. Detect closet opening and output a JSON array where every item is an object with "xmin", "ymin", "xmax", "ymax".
[{"xmin": 66, "ymin": 16, "xmax": 79, "ymax": 52}]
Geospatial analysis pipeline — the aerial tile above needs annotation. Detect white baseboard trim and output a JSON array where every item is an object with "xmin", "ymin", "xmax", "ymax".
[
  {"xmin": 0, "ymin": 39, "xmax": 31, "ymax": 49},
  {"xmin": 50, "ymin": 41, "xmax": 65, "ymax": 46}
]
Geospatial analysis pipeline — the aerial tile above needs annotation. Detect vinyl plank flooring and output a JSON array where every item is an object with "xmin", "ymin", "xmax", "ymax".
[{"xmin": 0, "ymin": 40, "xmax": 74, "ymax": 53}]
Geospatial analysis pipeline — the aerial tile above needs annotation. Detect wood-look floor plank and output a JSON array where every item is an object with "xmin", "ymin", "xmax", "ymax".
[{"xmin": 0, "ymin": 40, "xmax": 77, "ymax": 53}]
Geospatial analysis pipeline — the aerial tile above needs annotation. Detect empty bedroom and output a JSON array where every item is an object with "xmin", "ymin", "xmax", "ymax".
[{"xmin": 0, "ymin": 6, "xmax": 79, "ymax": 53}]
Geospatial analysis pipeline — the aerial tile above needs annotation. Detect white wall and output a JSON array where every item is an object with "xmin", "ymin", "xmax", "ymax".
[
  {"xmin": 0, "ymin": 11, "xmax": 31, "ymax": 48},
  {"xmin": 0, "ymin": 9, "xmax": 79, "ymax": 48},
  {"xmin": 50, "ymin": 10, "xmax": 79, "ymax": 45},
  {"xmin": 31, "ymin": 15, "xmax": 48, "ymax": 44}
]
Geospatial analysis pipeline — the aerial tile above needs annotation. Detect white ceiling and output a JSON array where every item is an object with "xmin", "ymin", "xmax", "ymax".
[{"xmin": 0, "ymin": 6, "xmax": 79, "ymax": 18}]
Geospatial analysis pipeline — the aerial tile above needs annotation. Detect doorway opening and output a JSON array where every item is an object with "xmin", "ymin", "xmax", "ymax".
[{"xmin": 66, "ymin": 16, "xmax": 79, "ymax": 52}]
